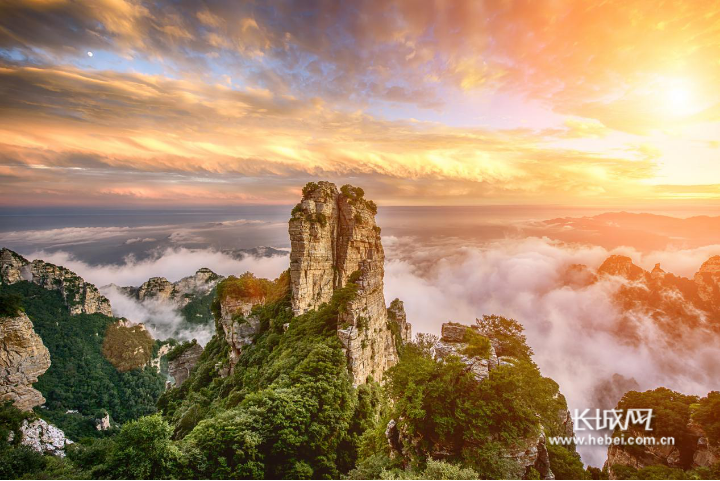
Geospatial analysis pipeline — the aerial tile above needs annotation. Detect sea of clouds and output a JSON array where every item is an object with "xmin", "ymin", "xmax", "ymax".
[{"xmin": 24, "ymin": 237, "xmax": 720, "ymax": 466}]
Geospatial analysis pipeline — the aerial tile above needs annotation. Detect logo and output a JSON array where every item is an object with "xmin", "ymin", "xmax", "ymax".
[{"xmin": 572, "ymin": 409, "xmax": 653, "ymax": 432}]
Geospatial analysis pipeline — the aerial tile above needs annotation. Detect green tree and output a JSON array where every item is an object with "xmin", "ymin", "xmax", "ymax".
[
  {"xmin": 104, "ymin": 414, "xmax": 182, "ymax": 479},
  {"xmin": 475, "ymin": 315, "xmax": 533, "ymax": 359}
]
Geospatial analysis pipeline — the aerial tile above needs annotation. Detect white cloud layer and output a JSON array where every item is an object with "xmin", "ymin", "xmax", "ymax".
[
  {"xmin": 22, "ymin": 237, "xmax": 720, "ymax": 466},
  {"xmin": 383, "ymin": 236, "xmax": 720, "ymax": 466},
  {"xmin": 26, "ymin": 247, "xmax": 289, "ymax": 286}
]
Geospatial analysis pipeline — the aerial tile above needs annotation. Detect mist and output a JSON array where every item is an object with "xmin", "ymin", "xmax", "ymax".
[
  {"xmin": 24, "ymin": 237, "xmax": 720, "ymax": 466},
  {"xmin": 383, "ymin": 236, "xmax": 720, "ymax": 466},
  {"xmin": 23, "ymin": 247, "xmax": 289, "ymax": 347},
  {"xmin": 26, "ymin": 247, "xmax": 289, "ymax": 286}
]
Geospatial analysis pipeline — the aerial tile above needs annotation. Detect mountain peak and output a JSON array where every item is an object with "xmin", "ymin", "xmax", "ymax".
[
  {"xmin": 1, "ymin": 248, "xmax": 112, "ymax": 317},
  {"xmin": 598, "ymin": 255, "xmax": 646, "ymax": 281},
  {"xmin": 289, "ymin": 181, "xmax": 408, "ymax": 385}
]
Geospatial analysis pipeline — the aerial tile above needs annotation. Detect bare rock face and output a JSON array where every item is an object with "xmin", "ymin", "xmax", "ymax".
[
  {"xmin": 431, "ymin": 323, "xmax": 498, "ymax": 382},
  {"xmin": 168, "ymin": 342, "xmax": 204, "ymax": 387},
  {"xmin": 598, "ymin": 255, "xmax": 647, "ymax": 281},
  {"xmin": 122, "ymin": 268, "xmax": 223, "ymax": 308},
  {"xmin": 1, "ymin": 248, "xmax": 112, "ymax": 317},
  {"xmin": 218, "ymin": 296, "xmax": 263, "ymax": 370},
  {"xmin": 603, "ymin": 421, "xmax": 719, "ymax": 479},
  {"xmin": 695, "ymin": 256, "xmax": 720, "ymax": 310},
  {"xmin": 0, "ymin": 312, "xmax": 51, "ymax": 411},
  {"xmin": 289, "ymin": 182, "xmax": 342, "ymax": 314},
  {"xmin": 95, "ymin": 413, "xmax": 111, "ymax": 431},
  {"xmin": 387, "ymin": 299, "xmax": 412, "ymax": 344},
  {"xmin": 137, "ymin": 277, "xmax": 176, "ymax": 302},
  {"xmin": 19, "ymin": 418, "xmax": 73, "ymax": 457},
  {"xmin": 289, "ymin": 182, "xmax": 410, "ymax": 384},
  {"xmin": 0, "ymin": 248, "xmax": 31, "ymax": 284}
]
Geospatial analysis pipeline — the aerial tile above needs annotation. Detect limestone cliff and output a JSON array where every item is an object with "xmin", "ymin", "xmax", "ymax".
[
  {"xmin": 0, "ymin": 311, "xmax": 51, "ymax": 411},
  {"xmin": 168, "ymin": 342, "xmax": 204, "ymax": 387},
  {"xmin": 214, "ymin": 271, "xmax": 287, "ymax": 370},
  {"xmin": 289, "ymin": 182, "xmax": 410, "ymax": 384},
  {"xmin": 695, "ymin": 256, "xmax": 720, "ymax": 311},
  {"xmin": 17, "ymin": 418, "xmax": 73, "ymax": 457},
  {"xmin": 1, "ymin": 248, "xmax": 112, "ymax": 316}
]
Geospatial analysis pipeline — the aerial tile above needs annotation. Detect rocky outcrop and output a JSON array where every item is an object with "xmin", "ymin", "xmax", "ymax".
[
  {"xmin": 387, "ymin": 299, "xmax": 412, "ymax": 344},
  {"xmin": 95, "ymin": 412, "xmax": 111, "ymax": 431},
  {"xmin": 137, "ymin": 277, "xmax": 176, "ymax": 302},
  {"xmin": 0, "ymin": 248, "xmax": 30, "ymax": 284},
  {"xmin": 598, "ymin": 255, "xmax": 646, "ymax": 281},
  {"xmin": 431, "ymin": 323, "xmax": 498, "ymax": 382},
  {"xmin": 289, "ymin": 182, "xmax": 410, "ymax": 384},
  {"xmin": 217, "ymin": 295, "xmax": 263, "ymax": 371},
  {"xmin": 18, "ymin": 418, "xmax": 73, "ymax": 457},
  {"xmin": 603, "ymin": 412, "xmax": 719, "ymax": 478},
  {"xmin": 591, "ymin": 255, "xmax": 720, "ymax": 344},
  {"xmin": 389, "ymin": 321, "xmax": 564, "ymax": 479},
  {"xmin": 695, "ymin": 256, "xmax": 720, "ymax": 311},
  {"xmin": 0, "ymin": 312, "xmax": 51, "ymax": 411},
  {"xmin": 115, "ymin": 268, "xmax": 223, "ymax": 308},
  {"xmin": 1, "ymin": 248, "xmax": 112, "ymax": 316},
  {"xmin": 168, "ymin": 342, "xmax": 204, "ymax": 387}
]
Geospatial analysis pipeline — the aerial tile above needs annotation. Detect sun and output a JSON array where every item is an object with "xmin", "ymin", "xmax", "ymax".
[{"xmin": 659, "ymin": 78, "xmax": 698, "ymax": 117}]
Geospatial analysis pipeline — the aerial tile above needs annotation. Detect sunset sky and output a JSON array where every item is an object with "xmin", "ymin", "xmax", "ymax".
[{"xmin": 1, "ymin": 0, "xmax": 720, "ymax": 207}]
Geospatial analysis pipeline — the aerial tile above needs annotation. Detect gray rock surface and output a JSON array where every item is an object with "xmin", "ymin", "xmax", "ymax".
[
  {"xmin": 0, "ymin": 312, "xmax": 51, "ymax": 411},
  {"xmin": 1, "ymin": 248, "xmax": 112, "ymax": 316},
  {"xmin": 168, "ymin": 342, "xmax": 204, "ymax": 386},
  {"xmin": 19, "ymin": 419, "xmax": 73, "ymax": 457}
]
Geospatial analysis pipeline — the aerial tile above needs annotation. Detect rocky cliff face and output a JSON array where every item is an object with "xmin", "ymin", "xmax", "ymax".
[
  {"xmin": 217, "ymin": 290, "xmax": 264, "ymax": 370},
  {"xmin": 0, "ymin": 311, "xmax": 51, "ymax": 411},
  {"xmin": 431, "ymin": 323, "xmax": 499, "ymax": 382},
  {"xmin": 168, "ymin": 342, "xmax": 204, "ymax": 387},
  {"xmin": 289, "ymin": 182, "xmax": 410, "ymax": 384},
  {"xmin": 1, "ymin": 248, "xmax": 112, "ymax": 316},
  {"xmin": 587, "ymin": 254, "xmax": 720, "ymax": 344},
  {"xmin": 604, "ymin": 421, "xmax": 719, "ymax": 479},
  {"xmin": 695, "ymin": 256, "xmax": 720, "ymax": 311}
]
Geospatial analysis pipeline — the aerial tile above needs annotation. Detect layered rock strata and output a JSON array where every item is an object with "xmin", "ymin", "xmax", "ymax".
[
  {"xmin": 289, "ymin": 182, "xmax": 410, "ymax": 384},
  {"xmin": 0, "ymin": 312, "xmax": 51, "ymax": 410},
  {"xmin": 168, "ymin": 342, "xmax": 204, "ymax": 387}
]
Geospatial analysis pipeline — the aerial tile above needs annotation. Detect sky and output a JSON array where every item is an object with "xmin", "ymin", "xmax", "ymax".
[{"xmin": 1, "ymin": 0, "xmax": 720, "ymax": 207}]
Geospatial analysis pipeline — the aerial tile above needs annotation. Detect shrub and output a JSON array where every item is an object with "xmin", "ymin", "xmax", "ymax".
[
  {"xmin": 0, "ymin": 293, "xmax": 23, "ymax": 317},
  {"xmin": 461, "ymin": 328, "xmax": 492, "ymax": 358},
  {"xmin": 302, "ymin": 182, "xmax": 319, "ymax": 197},
  {"xmin": 104, "ymin": 414, "xmax": 183, "ymax": 479},
  {"xmin": 693, "ymin": 391, "xmax": 720, "ymax": 445},
  {"xmin": 475, "ymin": 315, "xmax": 533, "ymax": 359}
]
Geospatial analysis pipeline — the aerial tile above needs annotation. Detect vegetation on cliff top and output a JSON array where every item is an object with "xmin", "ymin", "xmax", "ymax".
[
  {"xmin": 607, "ymin": 387, "xmax": 720, "ymax": 479},
  {"xmin": 352, "ymin": 320, "xmax": 579, "ymax": 479}
]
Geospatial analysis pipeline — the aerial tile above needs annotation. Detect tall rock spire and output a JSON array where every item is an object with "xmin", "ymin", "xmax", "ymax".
[{"xmin": 288, "ymin": 181, "xmax": 409, "ymax": 384}]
